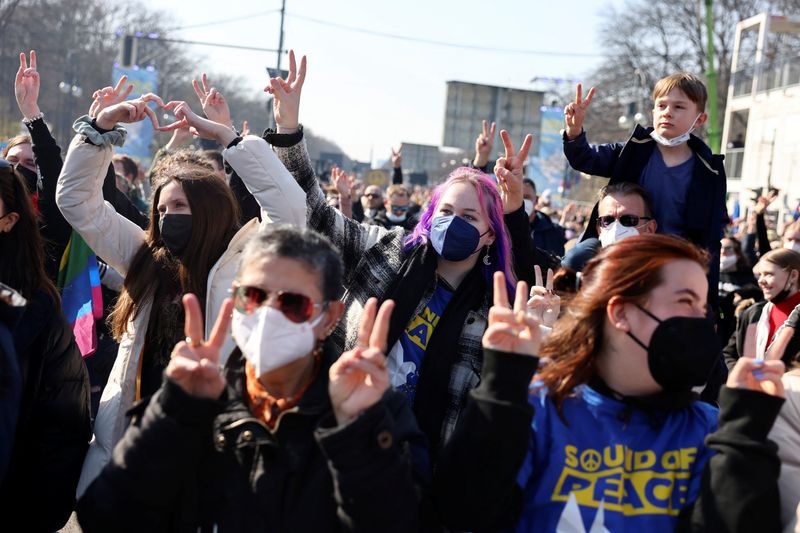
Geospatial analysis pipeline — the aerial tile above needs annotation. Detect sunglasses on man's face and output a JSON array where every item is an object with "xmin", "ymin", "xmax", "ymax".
[
  {"xmin": 232, "ymin": 285, "xmax": 325, "ymax": 323},
  {"xmin": 597, "ymin": 214, "xmax": 653, "ymax": 229},
  {"xmin": 363, "ymin": 193, "xmax": 381, "ymax": 199},
  {"xmin": 390, "ymin": 204, "xmax": 409, "ymax": 213}
]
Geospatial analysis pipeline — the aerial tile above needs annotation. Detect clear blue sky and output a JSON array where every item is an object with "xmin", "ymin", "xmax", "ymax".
[{"xmin": 144, "ymin": 0, "xmax": 625, "ymax": 163}]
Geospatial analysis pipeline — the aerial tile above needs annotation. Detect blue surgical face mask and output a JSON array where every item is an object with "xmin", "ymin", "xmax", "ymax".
[
  {"xmin": 429, "ymin": 215, "xmax": 489, "ymax": 262},
  {"xmin": 650, "ymin": 114, "xmax": 702, "ymax": 147}
]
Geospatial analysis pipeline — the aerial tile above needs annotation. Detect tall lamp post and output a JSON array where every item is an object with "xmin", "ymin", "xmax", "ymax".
[{"xmin": 705, "ymin": 0, "xmax": 721, "ymax": 153}]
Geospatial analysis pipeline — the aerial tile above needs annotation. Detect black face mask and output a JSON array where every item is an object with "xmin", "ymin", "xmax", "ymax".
[
  {"xmin": 627, "ymin": 304, "xmax": 720, "ymax": 391},
  {"xmin": 14, "ymin": 164, "xmax": 38, "ymax": 194},
  {"xmin": 159, "ymin": 214, "xmax": 193, "ymax": 257}
]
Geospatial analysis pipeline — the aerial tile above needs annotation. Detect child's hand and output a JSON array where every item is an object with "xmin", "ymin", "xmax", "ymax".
[{"xmin": 564, "ymin": 83, "xmax": 595, "ymax": 140}]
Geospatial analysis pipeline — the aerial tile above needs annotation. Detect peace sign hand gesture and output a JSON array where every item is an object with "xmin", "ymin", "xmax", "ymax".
[
  {"xmin": 264, "ymin": 49, "xmax": 307, "ymax": 130},
  {"xmin": 391, "ymin": 147, "xmax": 402, "ymax": 169},
  {"xmin": 494, "ymin": 130, "xmax": 533, "ymax": 213},
  {"xmin": 15, "ymin": 51, "xmax": 41, "ymax": 120},
  {"xmin": 528, "ymin": 265, "xmax": 560, "ymax": 328},
  {"xmin": 474, "ymin": 120, "xmax": 497, "ymax": 168},
  {"xmin": 564, "ymin": 83, "xmax": 596, "ymax": 140},
  {"xmin": 329, "ymin": 298, "xmax": 394, "ymax": 426},
  {"xmin": 89, "ymin": 75, "xmax": 134, "ymax": 118},
  {"xmin": 483, "ymin": 272, "xmax": 542, "ymax": 357},
  {"xmin": 166, "ymin": 294, "xmax": 234, "ymax": 399},
  {"xmin": 192, "ymin": 74, "xmax": 233, "ymax": 129}
]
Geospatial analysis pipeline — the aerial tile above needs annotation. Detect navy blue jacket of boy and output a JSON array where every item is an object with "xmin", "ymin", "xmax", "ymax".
[{"xmin": 564, "ymin": 124, "xmax": 727, "ymax": 308}]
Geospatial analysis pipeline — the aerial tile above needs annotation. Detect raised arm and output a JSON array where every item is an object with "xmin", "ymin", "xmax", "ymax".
[
  {"xmin": 473, "ymin": 120, "xmax": 496, "ymax": 172},
  {"xmin": 263, "ymin": 51, "xmax": 390, "ymax": 281},
  {"xmin": 56, "ymin": 96, "xmax": 166, "ymax": 275},
  {"xmin": 562, "ymin": 84, "xmax": 627, "ymax": 178},
  {"xmin": 680, "ymin": 358, "xmax": 785, "ymax": 532},
  {"xmin": 391, "ymin": 148, "xmax": 403, "ymax": 184},
  {"xmin": 494, "ymin": 130, "xmax": 538, "ymax": 284},
  {"xmin": 434, "ymin": 272, "xmax": 541, "ymax": 531},
  {"xmin": 172, "ymin": 77, "xmax": 306, "ymax": 228},
  {"xmin": 15, "ymin": 50, "xmax": 72, "ymax": 275}
]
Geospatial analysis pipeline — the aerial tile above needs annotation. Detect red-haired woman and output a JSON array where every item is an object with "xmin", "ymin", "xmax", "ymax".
[{"xmin": 435, "ymin": 234, "xmax": 786, "ymax": 532}]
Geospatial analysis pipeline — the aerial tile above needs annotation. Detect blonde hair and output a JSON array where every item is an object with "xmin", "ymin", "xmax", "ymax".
[{"xmin": 653, "ymin": 73, "xmax": 707, "ymax": 112}]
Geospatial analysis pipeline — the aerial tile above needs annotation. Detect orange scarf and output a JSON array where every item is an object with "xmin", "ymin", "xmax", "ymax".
[{"xmin": 244, "ymin": 358, "xmax": 319, "ymax": 429}]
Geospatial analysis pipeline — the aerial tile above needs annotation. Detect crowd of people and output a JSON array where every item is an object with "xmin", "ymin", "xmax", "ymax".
[{"xmin": 0, "ymin": 47, "xmax": 798, "ymax": 532}]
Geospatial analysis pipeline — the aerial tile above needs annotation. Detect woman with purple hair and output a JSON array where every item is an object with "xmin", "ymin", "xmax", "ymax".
[{"xmin": 261, "ymin": 51, "xmax": 536, "ymax": 460}]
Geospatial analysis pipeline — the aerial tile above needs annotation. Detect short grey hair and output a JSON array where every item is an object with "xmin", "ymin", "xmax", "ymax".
[{"xmin": 237, "ymin": 225, "xmax": 344, "ymax": 301}]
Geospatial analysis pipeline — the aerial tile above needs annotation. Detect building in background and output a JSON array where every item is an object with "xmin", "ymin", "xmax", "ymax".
[
  {"xmin": 722, "ymin": 13, "xmax": 800, "ymax": 227},
  {"xmin": 442, "ymin": 81, "xmax": 544, "ymax": 158}
]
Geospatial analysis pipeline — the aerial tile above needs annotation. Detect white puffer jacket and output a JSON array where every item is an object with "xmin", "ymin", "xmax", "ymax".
[{"xmin": 56, "ymin": 134, "xmax": 307, "ymax": 497}]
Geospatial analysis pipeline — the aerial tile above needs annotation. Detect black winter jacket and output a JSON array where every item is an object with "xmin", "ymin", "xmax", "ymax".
[
  {"xmin": 0, "ymin": 289, "xmax": 91, "ymax": 532},
  {"xmin": 77, "ymin": 348, "xmax": 428, "ymax": 533}
]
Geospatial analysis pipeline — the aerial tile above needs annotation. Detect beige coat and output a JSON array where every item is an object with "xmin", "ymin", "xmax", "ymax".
[
  {"xmin": 56, "ymin": 134, "xmax": 306, "ymax": 498},
  {"xmin": 770, "ymin": 370, "xmax": 800, "ymax": 533}
]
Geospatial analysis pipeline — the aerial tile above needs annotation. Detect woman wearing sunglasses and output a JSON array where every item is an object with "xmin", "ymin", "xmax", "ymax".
[
  {"xmin": 77, "ymin": 226, "xmax": 425, "ymax": 532},
  {"xmin": 56, "ymin": 91, "xmax": 307, "ymax": 497},
  {"xmin": 261, "ymin": 52, "xmax": 538, "ymax": 462},
  {"xmin": 0, "ymin": 160, "xmax": 91, "ymax": 531},
  {"xmin": 435, "ymin": 234, "xmax": 785, "ymax": 532}
]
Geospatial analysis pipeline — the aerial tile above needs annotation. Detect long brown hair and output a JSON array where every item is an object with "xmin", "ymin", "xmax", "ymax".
[
  {"xmin": 0, "ymin": 164, "xmax": 59, "ymax": 303},
  {"xmin": 537, "ymin": 235, "xmax": 708, "ymax": 410},
  {"xmin": 110, "ymin": 160, "xmax": 239, "ymax": 339}
]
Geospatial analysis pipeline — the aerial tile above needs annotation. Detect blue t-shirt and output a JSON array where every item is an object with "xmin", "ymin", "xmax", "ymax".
[
  {"xmin": 639, "ymin": 150, "xmax": 695, "ymax": 238},
  {"xmin": 386, "ymin": 281, "xmax": 454, "ymax": 404},
  {"xmin": 510, "ymin": 385, "xmax": 718, "ymax": 532}
]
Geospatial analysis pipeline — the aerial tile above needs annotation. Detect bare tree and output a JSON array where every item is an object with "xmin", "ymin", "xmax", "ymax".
[{"xmin": 584, "ymin": 0, "xmax": 800, "ymax": 144}]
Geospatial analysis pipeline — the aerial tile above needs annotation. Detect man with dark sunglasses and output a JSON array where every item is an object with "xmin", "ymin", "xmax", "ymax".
[
  {"xmin": 561, "ymin": 182, "xmax": 658, "ymax": 272},
  {"xmin": 596, "ymin": 182, "xmax": 658, "ymax": 247},
  {"xmin": 364, "ymin": 184, "xmax": 419, "ymax": 231}
]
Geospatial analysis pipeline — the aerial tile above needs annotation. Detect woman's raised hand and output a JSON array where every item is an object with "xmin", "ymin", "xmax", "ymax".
[
  {"xmin": 264, "ymin": 49, "xmax": 306, "ymax": 130},
  {"xmin": 493, "ymin": 130, "xmax": 533, "ymax": 214},
  {"xmin": 15, "ymin": 51, "xmax": 41, "ymax": 120},
  {"xmin": 89, "ymin": 75, "xmax": 134, "ymax": 118},
  {"xmin": 161, "ymin": 100, "xmax": 237, "ymax": 146},
  {"xmin": 727, "ymin": 357, "xmax": 785, "ymax": 399},
  {"xmin": 474, "ymin": 120, "xmax": 496, "ymax": 168},
  {"xmin": 527, "ymin": 265, "xmax": 560, "ymax": 328},
  {"xmin": 329, "ymin": 297, "xmax": 394, "ymax": 426},
  {"xmin": 192, "ymin": 73, "xmax": 233, "ymax": 129},
  {"xmin": 94, "ymin": 93, "xmax": 164, "ymax": 130},
  {"xmin": 330, "ymin": 166, "xmax": 351, "ymax": 200},
  {"xmin": 166, "ymin": 294, "xmax": 233, "ymax": 399},
  {"xmin": 483, "ymin": 272, "xmax": 542, "ymax": 357}
]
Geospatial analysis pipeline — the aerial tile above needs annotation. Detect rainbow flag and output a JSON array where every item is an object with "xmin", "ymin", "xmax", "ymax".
[{"xmin": 58, "ymin": 230, "xmax": 103, "ymax": 357}]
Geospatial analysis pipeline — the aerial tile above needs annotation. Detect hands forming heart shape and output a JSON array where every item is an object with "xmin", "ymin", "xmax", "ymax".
[
  {"xmin": 114, "ymin": 93, "xmax": 193, "ymax": 132},
  {"xmin": 95, "ymin": 92, "xmax": 217, "ymax": 139}
]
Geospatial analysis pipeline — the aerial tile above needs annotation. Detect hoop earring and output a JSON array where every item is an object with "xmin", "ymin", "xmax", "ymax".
[{"xmin": 482, "ymin": 246, "xmax": 492, "ymax": 266}]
